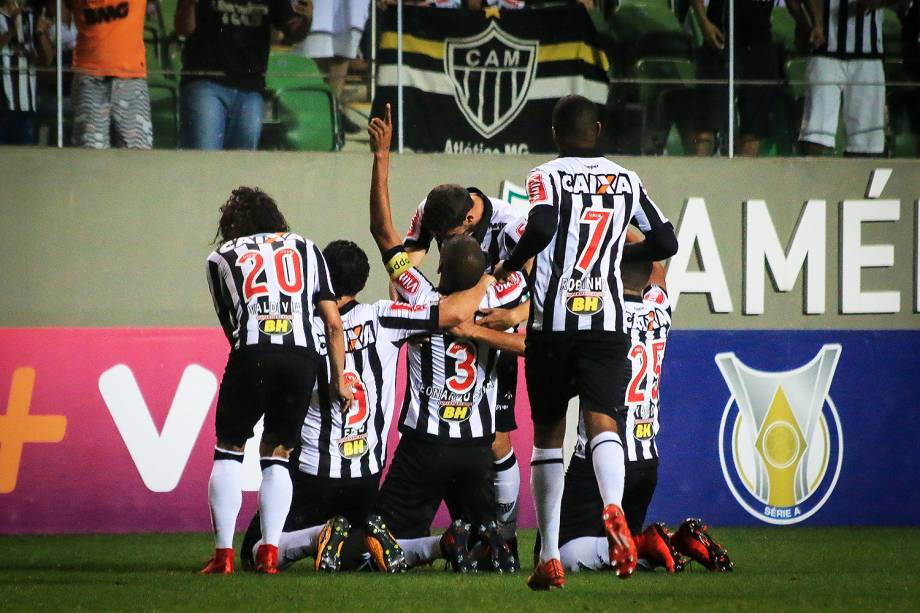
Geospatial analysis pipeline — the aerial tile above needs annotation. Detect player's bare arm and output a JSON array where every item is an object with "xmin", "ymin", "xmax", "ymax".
[
  {"xmin": 316, "ymin": 299, "xmax": 353, "ymax": 411},
  {"xmin": 368, "ymin": 104, "xmax": 402, "ymax": 255},
  {"xmin": 477, "ymin": 302, "xmax": 529, "ymax": 331},
  {"xmin": 437, "ymin": 275, "xmax": 496, "ymax": 328},
  {"xmin": 448, "ymin": 322, "xmax": 525, "ymax": 355}
]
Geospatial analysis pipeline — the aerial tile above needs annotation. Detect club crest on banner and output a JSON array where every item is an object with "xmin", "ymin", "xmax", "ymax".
[
  {"xmin": 716, "ymin": 345, "xmax": 844, "ymax": 525},
  {"xmin": 444, "ymin": 21, "xmax": 538, "ymax": 139}
]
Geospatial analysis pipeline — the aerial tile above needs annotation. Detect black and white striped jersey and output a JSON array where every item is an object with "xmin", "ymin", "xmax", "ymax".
[
  {"xmin": 206, "ymin": 232, "xmax": 335, "ymax": 352},
  {"xmin": 815, "ymin": 0, "xmax": 884, "ymax": 59},
  {"xmin": 1, "ymin": 8, "xmax": 38, "ymax": 113},
  {"xmin": 574, "ymin": 285, "xmax": 672, "ymax": 464},
  {"xmin": 404, "ymin": 188, "xmax": 527, "ymax": 271},
  {"xmin": 525, "ymin": 156, "xmax": 670, "ymax": 335},
  {"xmin": 386, "ymin": 252, "xmax": 529, "ymax": 443},
  {"xmin": 299, "ymin": 299, "xmax": 440, "ymax": 478}
]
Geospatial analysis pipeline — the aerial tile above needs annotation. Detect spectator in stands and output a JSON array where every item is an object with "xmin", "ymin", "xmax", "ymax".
[
  {"xmin": 298, "ymin": 0, "xmax": 370, "ymax": 134},
  {"xmin": 789, "ymin": 0, "xmax": 897, "ymax": 156},
  {"xmin": 690, "ymin": 0, "xmax": 781, "ymax": 157},
  {"xmin": 36, "ymin": 0, "xmax": 76, "ymax": 144},
  {"xmin": 175, "ymin": 0, "xmax": 310, "ymax": 150},
  {"xmin": 71, "ymin": 0, "xmax": 151, "ymax": 148},
  {"xmin": 0, "ymin": 0, "xmax": 52, "ymax": 144}
]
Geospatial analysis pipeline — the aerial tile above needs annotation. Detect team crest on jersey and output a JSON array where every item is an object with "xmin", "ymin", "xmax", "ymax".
[
  {"xmin": 560, "ymin": 172, "xmax": 633, "ymax": 196},
  {"xmin": 445, "ymin": 21, "xmax": 538, "ymax": 139},
  {"xmin": 716, "ymin": 345, "xmax": 844, "ymax": 525},
  {"xmin": 562, "ymin": 277, "xmax": 604, "ymax": 316}
]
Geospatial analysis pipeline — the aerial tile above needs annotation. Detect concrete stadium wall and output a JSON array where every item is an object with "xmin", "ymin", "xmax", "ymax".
[{"xmin": 1, "ymin": 148, "xmax": 917, "ymax": 329}]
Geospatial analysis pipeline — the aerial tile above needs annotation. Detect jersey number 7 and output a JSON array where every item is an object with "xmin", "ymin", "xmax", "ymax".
[{"xmin": 575, "ymin": 208, "xmax": 613, "ymax": 274}]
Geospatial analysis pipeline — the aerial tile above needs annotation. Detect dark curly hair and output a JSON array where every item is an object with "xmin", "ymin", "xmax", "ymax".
[
  {"xmin": 214, "ymin": 187, "xmax": 290, "ymax": 244},
  {"xmin": 422, "ymin": 184, "xmax": 474, "ymax": 238},
  {"xmin": 323, "ymin": 240, "xmax": 370, "ymax": 298}
]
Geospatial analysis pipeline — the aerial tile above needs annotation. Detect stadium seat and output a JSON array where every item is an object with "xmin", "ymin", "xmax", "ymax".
[
  {"xmin": 610, "ymin": 1, "xmax": 685, "ymax": 57},
  {"xmin": 263, "ymin": 53, "xmax": 341, "ymax": 151},
  {"xmin": 771, "ymin": 8, "xmax": 798, "ymax": 58},
  {"xmin": 148, "ymin": 79, "xmax": 180, "ymax": 150},
  {"xmin": 632, "ymin": 57, "xmax": 696, "ymax": 154}
]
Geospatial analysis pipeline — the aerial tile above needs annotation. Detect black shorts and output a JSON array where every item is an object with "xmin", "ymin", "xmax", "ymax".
[
  {"xmin": 525, "ymin": 332, "xmax": 629, "ymax": 425},
  {"xmin": 694, "ymin": 43, "xmax": 779, "ymax": 139},
  {"xmin": 494, "ymin": 351, "xmax": 519, "ymax": 433},
  {"xmin": 374, "ymin": 436, "xmax": 496, "ymax": 539},
  {"xmin": 214, "ymin": 347, "xmax": 320, "ymax": 448},
  {"xmin": 558, "ymin": 455, "xmax": 660, "ymax": 546},
  {"xmin": 241, "ymin": 467, "xmax": 380, "ymax": 570}
]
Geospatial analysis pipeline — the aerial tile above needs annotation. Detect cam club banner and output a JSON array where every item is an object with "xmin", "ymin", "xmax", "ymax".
[
  {"xmin": 1, "ymin": 327, "xmax": 918, "ymax": 534},
  {"xmin": 371, "ymin": 6, "xmax": 609, "ymax": 153}
]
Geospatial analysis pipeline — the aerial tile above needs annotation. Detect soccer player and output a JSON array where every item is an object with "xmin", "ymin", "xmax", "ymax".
[
  {"xmin": 555, "ymin": 258, "xmax": 732, "ymax": 574},
  {"xmin": 368, "ymin": 106, "xmax": 527, "ymax": 573},
  {"xmin": 402, "ymin": 166, "xmax": 529, "ymax": 554},
  {"xmin": 238, "ymin": 239, "xmax": 495, "ymax": 573},
  {"xmin": 201, "ymin": 187, "xmax": 351, "ymax": 575},
  {"xmin": 493, "ymin": 95, "xmax": 678, "ymax": 589}
]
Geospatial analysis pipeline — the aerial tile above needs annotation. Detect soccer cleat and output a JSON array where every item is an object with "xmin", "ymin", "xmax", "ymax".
[
  {"xmin": 636, "ymin": 523, "xmax": 684, "ymax": 573},
  {"xmin": 315, "ymin": 516, "xmax": 351, "ymax": 573},
  {"xmin": 527, "ymin": 558, "xmax": 565, "ymax": 590},
  {"xmin": 255, "ymin": 544, "xmax": 280, "ymax": 574},
  {"xmin": 364, "ymin": 514, "xmax": 408, "ymax": 573},
  {"xmin": 440, "ymin": 519, "xmax": 475, "ymax": 573},
  {"xmin": 602, "ymin": 504, "xmax": 637, "ymax": 579},
  {"xmin": 200, "ymin": 548, "xmax": 234, "ymax": 574},
  {"xmin": 475, "ymin": 522, "xmax": 519, "ymax": 573},
  {"xmin": 670, "ymin": 518, "xmax": 734, "ymax": 572}
]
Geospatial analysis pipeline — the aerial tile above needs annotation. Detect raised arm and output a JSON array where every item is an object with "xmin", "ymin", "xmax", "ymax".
[{"xmin": 368, "ymin": 104, "xmax": 403, "ymax": 255}]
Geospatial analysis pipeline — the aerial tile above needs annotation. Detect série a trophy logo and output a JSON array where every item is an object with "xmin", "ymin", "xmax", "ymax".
[
  {"xmin": 444, "ymin": 21, "xmax": 538, "ymax": 139},
  {"xmin": 716, "ymin": 345, "xmax": 844, "ymax": 525}
]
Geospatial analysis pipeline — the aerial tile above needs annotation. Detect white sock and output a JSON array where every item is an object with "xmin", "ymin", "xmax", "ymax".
[
  {"xmin": 277, "ymin": 524, "xmax": 324, "ymax": 563},
  {"xmin": 258, "ymin": 459, "xmax": 293, "ymax": 547},
  {"xmin": 398, "ymin": 536, "xmax": 443, "ymax": 567},
  {"xmin": 589, "ymin": 432, "xmax": 625, "ymax": 507},
  {"xmin": 494, "ymin": 451, "xmax": 520, "ymax": 541},
  {"xmin": 531, "ymin": 446, "xmax": 565, "ymax": 562},
  {"xmin": 208, "ymin": 449, "xmax": 243, "ymax": 550},
  {"xmin": 560, "ymin": 537, "xmax": 609, "ymax": 572}
]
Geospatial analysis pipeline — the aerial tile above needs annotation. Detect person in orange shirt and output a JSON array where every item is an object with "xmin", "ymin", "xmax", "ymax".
[{"xmin": 70, "ymin": 0, "xmax": 151, "ymax": 148}]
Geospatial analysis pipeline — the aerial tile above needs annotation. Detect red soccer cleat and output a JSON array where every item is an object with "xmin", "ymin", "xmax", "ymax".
[
  {"xmin": 254, "ymin": 544, "xmax": 280, "ymax": 575},
  {"xmin": 670, "ymin": 518, "xmax": 733, "ymax": 572},
  {"xmin": 602, "ymin": 504, "xmax": 637, "ymax": 579},
  {"xmin": 200, "ymin": 548, "xmax": 234, "ymax": 574},
  {"xmin": 635, "ymin": 523, "xmax": 684, "ymax": 573},
  {"xmin": 527, "ymin": 558, "xmax": 565, "ymax": 590}
]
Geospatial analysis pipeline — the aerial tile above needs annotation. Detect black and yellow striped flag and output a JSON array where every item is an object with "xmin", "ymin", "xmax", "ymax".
[{"xmin": 371, "ymin": 6, "xmax": 609, "ymax": 153}]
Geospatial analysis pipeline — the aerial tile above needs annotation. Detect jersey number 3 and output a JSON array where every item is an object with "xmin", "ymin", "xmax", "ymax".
[
  {"xmin": 237, "ymin": 248, "xmax": 304, "ymax": 302},
  {"xmin": 446, "ymin": 342, "xmax": 477, "ymax": 394}
]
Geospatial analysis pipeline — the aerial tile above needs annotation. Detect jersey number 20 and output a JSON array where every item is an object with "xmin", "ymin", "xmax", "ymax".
[{"xmin": 237, "ymin": 248, "xmax": 304, "ymax": 302}]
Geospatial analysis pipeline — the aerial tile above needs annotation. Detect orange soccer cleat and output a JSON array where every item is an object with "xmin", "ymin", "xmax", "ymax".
[
  {"xmin": 670, "ymin": 518, "xmax": 733, "ymax": 572},
  {"xmin": 200, "ymin": 548, "xmax": 234, "ymax": 574},
  {"xmin": 635, "ymin": 523, "xmax": 684, "ymax": 573},
  {"xmin": 527, "ymin": 558, "xmax": 566, "ymax": 590},
  {"xmin": 602, "ymin": 504, "xmax": 637, "ymax": 579},
  {"xmin": 254, "ymin": 544, "xmax": 280, "ymax": 575}
]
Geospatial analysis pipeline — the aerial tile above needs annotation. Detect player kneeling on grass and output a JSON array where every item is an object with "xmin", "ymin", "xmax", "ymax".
[
  {"xmin": 361, "ymin": 108, "xmax": 526, "ymax": 573},
  {"xmin": 552, "ymin": 256, "xmax": 732, "ymax": 573},
  {"xmin": 201, "ymin": 187, "xmax": 352, "ymax": 575},
  {"xmin": 237, "ymin": 239, "xmax": 495, "ymax": 572}
]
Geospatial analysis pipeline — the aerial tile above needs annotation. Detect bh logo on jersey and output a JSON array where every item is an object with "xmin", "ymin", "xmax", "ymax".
[
  {"xmin": 562, "ymin": 277, "xmax": 604, "ymax": 315},
  {"xmin": 715, "ymin": 345, "xmax": 844, "ymax": 525},
  {"xmin": 445, "ymin": 21, "xmax": 537, "ymax": 139}
]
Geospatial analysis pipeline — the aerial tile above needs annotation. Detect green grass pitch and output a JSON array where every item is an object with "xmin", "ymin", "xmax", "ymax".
[{"xmin": 2, "ymin": 528, "xmax": 918, "ymax": 611}]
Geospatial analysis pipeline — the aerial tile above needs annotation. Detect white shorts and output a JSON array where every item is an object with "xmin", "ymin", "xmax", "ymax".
[
  {"xmin": 799, "ymin": 56, "xmax": 885, "ymax": 154},
  {"xmin": 295, "ymin": 0, "xmax": 369, "ymax": 59}
]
